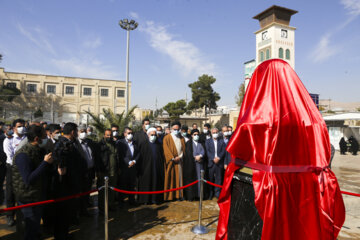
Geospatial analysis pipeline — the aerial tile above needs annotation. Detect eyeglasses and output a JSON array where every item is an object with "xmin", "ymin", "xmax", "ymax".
[{"xmin": 150, "ymin": 134, "xmax": 156, "ymax": 136}]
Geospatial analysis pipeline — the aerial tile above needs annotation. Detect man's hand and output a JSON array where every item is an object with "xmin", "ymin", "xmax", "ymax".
[
  {"xmin": 128, "ymin": 161, "xmax": 136, "ymax": 168},
  {"xmin": 195, "ymin": 156, "xmax": 202, "ymax": 162},
  {"xmin": 58, "ymin": 167, "xmax": 67, "ymax": 176},
  {"xmin": 174, "ymin": 156, "xmax": 181, "ymax": 163},
  {"xmin": 213, "ymin": 157, "xmax": 220, "ymax": 164},
  {"xmin": 224, "ymin": 164, "xmax": 228, "ymax": 170},
  {"xmin": 44, "ymin": 152, "xmax": 53, "ymax": 164}
]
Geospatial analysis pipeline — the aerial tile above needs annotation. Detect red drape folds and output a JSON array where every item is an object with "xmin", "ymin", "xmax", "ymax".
[{"xmin": 216, "ymin": 59, "xmax": 345, "ymax": 240}]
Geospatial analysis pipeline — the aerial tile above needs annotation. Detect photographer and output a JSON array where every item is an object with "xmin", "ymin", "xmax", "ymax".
[
  {"xmin": 12, "ymin": 125, "xmax": 53, "ymax": 239},
  {"xmin": 52, "ymin": 122, "xmax": 85, "ymax": 239}
]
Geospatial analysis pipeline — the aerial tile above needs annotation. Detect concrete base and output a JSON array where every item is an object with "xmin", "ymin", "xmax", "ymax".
[{"xmin": 191, "ymin": 225, "xmax": 210, "ymax": 235}]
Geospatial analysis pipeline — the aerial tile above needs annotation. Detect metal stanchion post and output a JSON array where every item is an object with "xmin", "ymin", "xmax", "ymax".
[
  {"xmin": 104, "ymin": 176, "xmax": 109, "ymax": 240},
  {"xmin": 191, "ymin": 170, "xmax": 209, "ymax": 234}
]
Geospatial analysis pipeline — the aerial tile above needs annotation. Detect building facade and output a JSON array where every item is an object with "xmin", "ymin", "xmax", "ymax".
[{"xmin": 0, "ymin": 68, "xmax": 130, "ymax": 124}]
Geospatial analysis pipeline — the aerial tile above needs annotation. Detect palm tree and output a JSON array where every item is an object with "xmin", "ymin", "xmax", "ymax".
[{"xmin": 86, "ymin": 105, "xmax": 138, "ymax": 135}]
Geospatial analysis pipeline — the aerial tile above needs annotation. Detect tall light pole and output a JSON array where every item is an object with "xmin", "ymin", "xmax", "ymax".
[{"xmin": 119, "ymin": 19, "xmax": 138, "ymax": 114}]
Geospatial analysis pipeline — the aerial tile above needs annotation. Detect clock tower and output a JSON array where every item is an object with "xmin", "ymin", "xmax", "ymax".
[{"xmin": 253, "ymin": 5, "xmax": 297, "ymax": 69}]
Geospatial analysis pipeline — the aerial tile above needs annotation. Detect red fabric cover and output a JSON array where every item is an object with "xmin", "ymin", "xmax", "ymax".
[{"xmin": 216, "ymin": 59, "xmax": 345, "ymax": 240}]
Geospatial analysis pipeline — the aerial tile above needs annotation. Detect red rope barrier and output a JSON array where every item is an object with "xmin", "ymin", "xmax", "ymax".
[
  {"xmin": 112, "ymin": 180, "xmax": 199, "ymax": 194},
  {"xmin": 204, "ymin": 180, "xmax": 223, "ymax": 189},
  {"xmin": 341, "ymin": 191, "xmax": 360, "ymax": 197},
  {"xmin": 0, "ymin": 189, "xmax": 98, "ymax": 213}
]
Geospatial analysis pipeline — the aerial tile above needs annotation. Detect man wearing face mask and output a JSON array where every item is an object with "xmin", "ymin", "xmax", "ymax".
[
  {"xmin": 76, "ymin": 124, "xmax": 97, "ymax": 216},
  {"xmin": 111, "ymin": 124, "xmax": 120, "ymax": 143},
  {"xmin": 97, "ymin": 129, "xmax": 119, "ymax": 212},
  {"xmin": 137, "ymin": 127, "xmax": 164, "ymax": 204},
  {"xmin": 205, "ymin": 128, "xmax": 225, "ymax": 199},
  {"xmin": 3, "ymin": 118, "xmax": 26, "ymax": 226},
  {"xmin": 43, "ymin": 124, "xmax": 62, "ymax": 154},
  {"xmin": 156, "ymin": 125, "xmax": 164, "ymax": 144},
  {"xmin": 42, "ymin": 123, "xmax": 62, "ymax": 230},
  {"xmin": 227, "ymin": 126, "xmax": 233, "ymax": 138},
  {"xmin": 118, "ymin": 127, "xmax": 139, "ymax": 205},
  {"xmin": 86, "ymin": 126, "xmax": 98, "ymax": 142},
  {"xmin": 181, "ymin": 125, "xmax": 191, "ymax": 143},
  {"xmin": 183, "ymin": 129, "xmax": 205, "ymax": 201},
  {"xmin": 222, "ymin": 126, "xmax": 232, "ymax": 170},
  {"xmin": 163, "ymin": 121, "xmax": 185, "ymax": 201},
  {"xmin": 52, "ymin": 122, "xmax": 85, "ymax": 239},
  {"xmin": 199, "ymin": 123, "xmax": 212, "ymax": 144},
  {"xmin": 134, "ymin": 118, "xmax": 150, "ymax": 148},
  {"xmin": 12, "ymin": 125, "xmax": 53, "ymax": 240}
]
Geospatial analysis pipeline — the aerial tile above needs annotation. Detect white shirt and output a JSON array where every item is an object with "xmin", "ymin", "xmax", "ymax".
[
  {"xmin": 127, "ymin": 140, "xmax": 136, "ymax": 165},
  {"xmin": 213, "ymin": 139, "xmax": 218, "ymax": 158},
  {"xmin": 3, "ymin": 133, "xmax": 26, "ymax": 165}
]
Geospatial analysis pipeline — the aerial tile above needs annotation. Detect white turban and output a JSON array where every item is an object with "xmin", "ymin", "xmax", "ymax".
[{"xmin": 147, "ymin": 127, "xmax": 157, "ymax": 135}]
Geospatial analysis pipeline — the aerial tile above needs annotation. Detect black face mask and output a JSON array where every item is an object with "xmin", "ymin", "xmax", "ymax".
[{"xmin": 105, "ymin": 137, "xmax": 112, "ymax": 143}]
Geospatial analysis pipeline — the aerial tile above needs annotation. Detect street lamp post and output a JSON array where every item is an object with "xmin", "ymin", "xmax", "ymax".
[{"xmin": 119, "ymin": 19, "xmax": 138, "ymax": 115}]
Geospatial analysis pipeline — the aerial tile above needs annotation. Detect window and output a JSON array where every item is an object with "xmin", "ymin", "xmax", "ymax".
[
  {"xmin": 27, "ymin": 84, "xmax": 37, "ymax": 93},
  {"xmin": 101, "ymin": 88, "xmax": 109, "ymax": 97},
  {"xmin": 260, "ymin": 51, "xmax": 264, "ymax": 62},
  {"xmin": 47, "ymin": 85, "xmax": 56, "ymax": 94},
  {"xmin": 6, "ymin": 82, "xmax": 16, "ymax": 89},
  {"xmin": 286, "ymin": 49, "xmax": 290, "ymax": 60},
  {"xmin": 65, "ymin": 86, "xmax": 74, "ymax": 95},
  {"xmin": 83, "ymin": 87, "xmax": 92, "ymax": 96},
  {"xmin": 266, "ymin": 49, "xmax": 270, "ymax": 60},
  {"xmin": 117, "ymin": 89, "xmax": 125, "ymax": 98},
  {"xmin": 279, "ymin": 48, "xmax": 284, "ymax": 59}
]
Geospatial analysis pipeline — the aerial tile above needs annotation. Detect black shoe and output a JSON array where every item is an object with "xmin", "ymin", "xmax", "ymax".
[{"xmin": 7, "ymin": 216, "xmax": 15, "ymax": 227}]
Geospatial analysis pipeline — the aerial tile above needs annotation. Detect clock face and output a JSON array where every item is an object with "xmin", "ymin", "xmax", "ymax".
[
  {"xmin": 262, "ymin": 31, "xmax": 268, "ymax": 40},
  {"xmin": 281, "ymin": 29, "xmax": 288, "ymax": 38}
]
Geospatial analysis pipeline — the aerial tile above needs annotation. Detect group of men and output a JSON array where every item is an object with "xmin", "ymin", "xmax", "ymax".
[{"xmin": 0, "ymin": 118, "xmax": 234, "ymax": 239}]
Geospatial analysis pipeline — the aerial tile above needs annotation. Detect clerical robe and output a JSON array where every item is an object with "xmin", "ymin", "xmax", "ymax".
[
  {"xmin": 137, "ymin": 140, "xmax": 164, "ymax": 204},
  {"xmin": 163, "ymin": 134, "xmax": 185, "ymax": 201}
]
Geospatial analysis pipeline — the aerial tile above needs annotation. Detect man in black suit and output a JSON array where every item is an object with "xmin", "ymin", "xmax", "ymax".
[
  {"xmin": 76, "ymin": 124, "xmax": 97, "ymax": 215},
  {"xmin": 205, "ymin": 127, "xmax": 225, "ymax": 199},
  {"xmin": 222, "ymin": 126, "xmax": 232, "ymax": 170},
  {"xmin": 200, "ymin": 123, "xmax": 212, "ymax": 144},
  {"xmin": 118, "ymin": 127, "xmax": 140, "ymax": 205}
]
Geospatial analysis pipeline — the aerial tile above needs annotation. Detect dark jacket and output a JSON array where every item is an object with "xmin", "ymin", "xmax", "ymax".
[
  {"xmin": 205, "ymin": 138, "xmax": 225, "ymax": 168},
  {"xmin": 0, "ymin": 134, "xmax": 7, "ymax": 166},
  {"xmin": 97, "ymin": 139, "xmax": 119, "ymax": 174},
  {"xmin": 117, "ymin": 138, "xmax": 140, "ymax": 169},
  {"xmin": 12, "ymin": 143, "xmax": 48, "ymax": 203},
  {"xmin": 53, "ymin": 136, "xmax": 86, "ymax": 196}
]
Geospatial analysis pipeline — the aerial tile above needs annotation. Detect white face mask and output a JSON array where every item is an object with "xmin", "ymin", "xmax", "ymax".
[
  {"xmin": 53, "ymin": 133, "xmax": 61, "ymax": 140},
  {"xmin": 228, "ymin": 131, "xmax": 232, "ymax": 135},
  {"xmin": 224, "ymin": 131, "xmax": 230, "ymax": 136},
  {"xmin": 157, "ymin": 131, "xmax": 163, "ymax": 135},
  {"xmin": 87, "ymin": 131, "xmax": 92, "ymax": 136},
  {"xmin": 181, "ymin": 132, "xmax": 187, "ymax": 137},
  {"xmin": 172, "ymin": 129, "xmax": 179, "ymax": 136},
  {"xmin": 17, "ymin": 127, "xmax": 25, "ymax": 135},
  {"xmin": 193, "ymin": 135, "xmax": 199, "ymax": 141},
  {"xmin": 145, "ymin": 124, "xmax": 150, "ymax": 130},
  {"xmin": 126, "ymin": 134, "xmax": 133, "ymax": 141},
  {"xmin": 212, "ymin": 133, "xmax": 219, "ymax": 139},
  {"xmin": 79, "ymin": 132, "xmax": 87, "ymax": 140},
  {"xmin": 39, "ymin": 138, "xmax": 48, "ymax": 148},
  {"xmin": 149, "ymin": 135, "xmax": 156, "ymax": 143},
  {"xmin": 203, "ymin": 129, "xmax": 208, "ymax": 134},
  {"xmin": 112, "ymin": 131, "xmax": 119, "ymax": 137}
]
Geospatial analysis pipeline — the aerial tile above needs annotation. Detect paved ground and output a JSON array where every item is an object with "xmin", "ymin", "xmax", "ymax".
[{"xmin": 0, "ymin": 151, "xmax": 359, "ymax": 239}]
